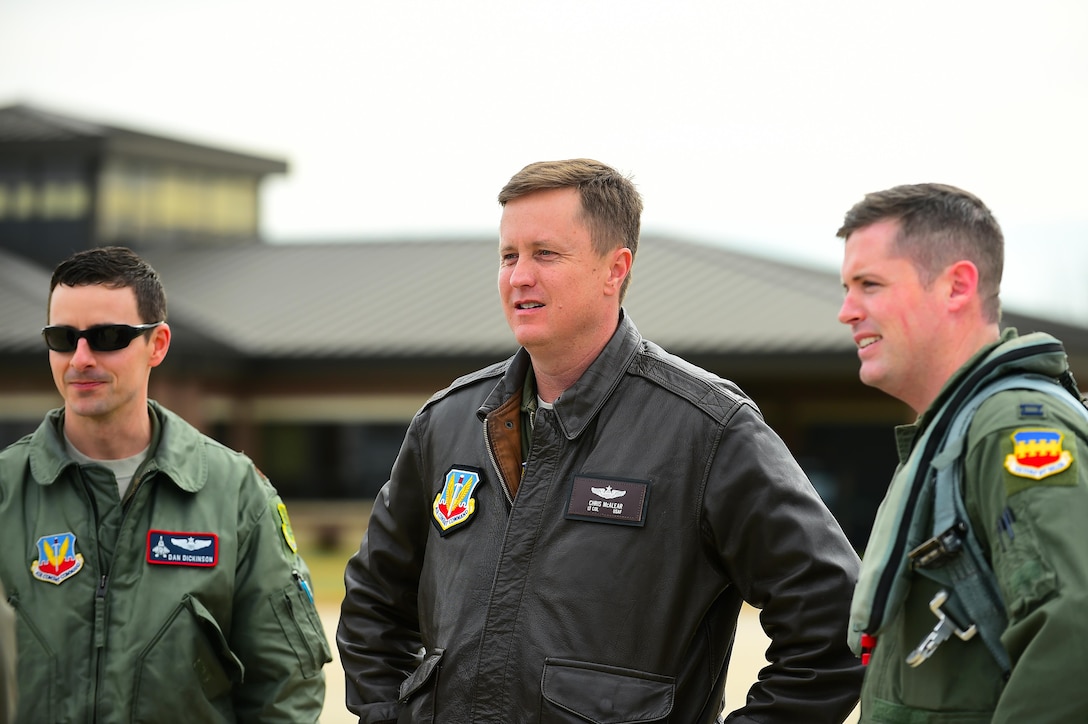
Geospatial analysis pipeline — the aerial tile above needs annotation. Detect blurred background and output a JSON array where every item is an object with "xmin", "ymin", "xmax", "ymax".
[{"xmin": 2, "ymin": 2, "xmax": 1086, "ymax": 720}]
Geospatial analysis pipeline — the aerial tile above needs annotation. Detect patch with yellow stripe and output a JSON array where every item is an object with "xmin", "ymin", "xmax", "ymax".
[
  {"xmin": 31, "ymin": 532, "xmax": 84, "ymax": 585},
  {"xmin": 1004, "ymin": 427, "xmax": 1074, "ymax": 483},
  {"xmin": 432, "ymin": 466, "xmax": 482, "ymax": 536},
  {"xmin": 277, "ymin": 501, "xmax": 299, "ymax": 553}
]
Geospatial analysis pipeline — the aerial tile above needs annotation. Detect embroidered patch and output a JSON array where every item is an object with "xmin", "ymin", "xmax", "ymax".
[
  {"xmin": 1018, "ymin": 403, "xmax": 1045, "ymax": 418},
  {"xmin": 277, "ymin": 502, "xmax": 299, "ymax": 553},
  {"xmin": 566, "ymin": 475, "xmax": 649, "ymax": 526},
  {"xmin": 432, "ymin": 467, "xmax": 483, "ymax": 536},
  {"xmin": 31, "ymin": 532, "xmax": 84, "ymax": 585},
  {"xmin": 1004, "ymin": 428, "xmax": 1074, "ymax": 480},
  {"xmin": 146, "ymin": 530, "xmax": 219, "ymax": 567}
]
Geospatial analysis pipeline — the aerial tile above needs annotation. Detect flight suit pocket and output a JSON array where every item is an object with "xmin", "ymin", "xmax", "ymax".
[
  {"xmin": 869, "ymin": 697, "xmax": 992, "ymax": 723},
  {"xmin": 398, "ymin": 648, "xmax": 444, "ymax": 723},
  {"xmin": 132, "ymin": 595, "xmax": 243, "ymax": 723},
  {"xmin": 991, "ymin": 498, "xmax": 1058, "ymax": 620},
  {"xmin": 270, "ymin": 582, "xmax": 332, "ymax": 678},
  {"xmin": 540, "ymin": 657, "xmax": 675, "ymax": 723},
  {"xmin": 8, "ymin": 590, "xmax": 58, "ymax": 724}
]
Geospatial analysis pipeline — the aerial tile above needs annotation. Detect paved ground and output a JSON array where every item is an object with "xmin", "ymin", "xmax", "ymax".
[{"xmin": 316, "ymin": 604, "xmax": 860, "ymax": 723}]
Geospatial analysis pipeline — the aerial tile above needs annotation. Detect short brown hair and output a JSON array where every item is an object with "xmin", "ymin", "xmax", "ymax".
[
  {"xmin": 499, "ymin": 159, "xmax": 642, "ymax": 301},
  {"xmin": 49, "ymin": 246, "xmax": 168, "ymax": 324},
  {"xmin": 837, "ymin": 183, "xmax": 1004, "ymax": 323}
]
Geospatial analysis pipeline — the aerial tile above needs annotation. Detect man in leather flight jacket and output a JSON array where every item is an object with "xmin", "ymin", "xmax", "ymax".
[{"xmin": 338, "ymin": 159, "xmax": 864, "ymax": 723}]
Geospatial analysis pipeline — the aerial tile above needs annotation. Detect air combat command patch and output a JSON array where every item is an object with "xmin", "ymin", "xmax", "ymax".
[
  {"xmin": 31, "ymin": 532, "xmax": 85, "ymax": 585},
  {"xmin": 432, "ymin": 466, "xmax": 482, "ymax": 536}
]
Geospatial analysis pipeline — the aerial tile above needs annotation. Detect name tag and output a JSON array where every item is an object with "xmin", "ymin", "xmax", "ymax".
[
  {"xmin": 146, "ymin": 530, "xmax": 219, "ymax": 567},
  {"xmin": 565, "ymin": 475, "xmax": 649, "ymax": 526}
]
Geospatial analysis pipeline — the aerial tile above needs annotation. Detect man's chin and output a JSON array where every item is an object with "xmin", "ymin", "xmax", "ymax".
[{"xmin": 858, "ymin": 364, "xmax": 884, "ymax": 391}]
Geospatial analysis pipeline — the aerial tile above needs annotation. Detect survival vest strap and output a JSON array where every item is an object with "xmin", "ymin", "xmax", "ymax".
[{"xmin": 906, "ymin": 371, "xmax": 1088, "ymax": 676}]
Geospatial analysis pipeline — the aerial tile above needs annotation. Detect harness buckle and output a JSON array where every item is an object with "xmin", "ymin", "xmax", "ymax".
[
  {"xmin": 908, "ymin": 521, "xmax": 967, "ymax": 569},
  {"xmin": 905, "ymin": 590, "xmax": 977, "ymax": 667}
]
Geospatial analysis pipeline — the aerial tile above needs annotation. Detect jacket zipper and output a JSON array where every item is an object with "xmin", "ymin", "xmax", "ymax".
[
  {"xmin": 85, "ymin": 469, "xmax": 146, "ymax": 721},
  {"xmin": 483, "ymin": 417, "xmax": 514, "ymax": 506}
]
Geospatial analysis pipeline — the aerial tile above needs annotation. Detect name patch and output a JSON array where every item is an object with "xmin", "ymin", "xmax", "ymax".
[
  {"xmin": 147, "ymin": 530, "xmax": 219, "ymax": 567},
  {"xmin": 566, "ymin": 475, "xmax": 649, "ymax": 526}
]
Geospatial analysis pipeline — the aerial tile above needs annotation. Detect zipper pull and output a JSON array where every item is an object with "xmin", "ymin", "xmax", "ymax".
[{"xmin": 96, "ymin": 574, "xmax": 108, "ymax": 599}]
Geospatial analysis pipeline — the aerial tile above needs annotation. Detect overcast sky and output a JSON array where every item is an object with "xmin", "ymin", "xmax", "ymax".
[{"xmin": 3, "ymin": 0, "xmax": 1086, "ymax": 322}]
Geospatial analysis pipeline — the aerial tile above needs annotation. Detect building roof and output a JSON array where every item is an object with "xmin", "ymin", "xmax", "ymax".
[
  {"xmin": 6, "ymin": 237, "xmax": 1085, "ymax": 373},
  {"xmin": 137, "ymin": 235, "xmax": 856, "ymax": 359},
  {"xmin": 0, "ymin": 104, "xmax": 287, "ymax": 175},
  {"xmin": 0, "ymin": 248, "xmax": 51, "ymax": 353}
]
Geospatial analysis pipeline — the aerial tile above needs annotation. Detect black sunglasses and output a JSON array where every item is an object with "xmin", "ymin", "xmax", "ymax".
[{"xmin": 41, "ymin": 322, "xmax": 164, "ymax": 353}]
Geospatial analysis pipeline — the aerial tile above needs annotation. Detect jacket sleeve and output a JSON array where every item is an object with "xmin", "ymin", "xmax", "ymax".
[
  {"xmin": 229, "ymin": 474, "xmax": 331, "ymax": 723},
  {"xmin": 966, "ymin": 391, "xmax": 1088, "ymax": 724},
  {"xmin": 337, "ymin": 416, "xmax": 431, "ymax": 724},
  {"xmin": 705, "ymin": 404, "xmax": 863, "ymax": 723}
]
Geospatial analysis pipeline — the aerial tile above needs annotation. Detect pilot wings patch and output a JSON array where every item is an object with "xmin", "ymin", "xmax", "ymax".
[{"xmin": 146, "ymin": 530, "xmax": 219, "ymax": 567}]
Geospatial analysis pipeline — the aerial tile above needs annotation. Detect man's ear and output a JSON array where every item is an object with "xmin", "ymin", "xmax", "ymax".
[
  {"xmin": 946, "ymin": 260, "xmax": 980, "ymax": 311},
  {"xmin": 605, "ymin": 247, "xmax": 633, "ymax": 296},
  {"xmin": 148, "ymin": 323, "xmax": 171, "ymax": 368}
]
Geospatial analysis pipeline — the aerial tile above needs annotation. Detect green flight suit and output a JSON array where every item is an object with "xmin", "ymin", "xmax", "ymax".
[
  {"xmin": 860, "ymin": 330, "xmax": 1088, "ymax": 722},
  {"xmin": 0, "ymin": 401, "xmax": 331, "ymax": 723}
]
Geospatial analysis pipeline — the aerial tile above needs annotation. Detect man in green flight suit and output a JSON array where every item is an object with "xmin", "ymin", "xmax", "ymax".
[
  {"xmin": 837, "ymin": 183, "xmax": 1088, "ymax": 722},
  {"xmin": 0, "ymin": 246, "xmax": 331, "ymax": 723}
]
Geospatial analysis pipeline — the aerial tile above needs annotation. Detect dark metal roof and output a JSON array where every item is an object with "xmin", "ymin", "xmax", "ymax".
[
  {"xmin": 140, "ymin": 239, "xmax": 513, "ymax": 358},
  {"xmin": 0, "ymin": 104, "xmax": 288, "ymax": 176},
  {"xmin": 4, "ymin": 237, "xmax": 1087, "ymax": 368},
  {"xmin": 140, "ymin": 235, "xmax": 1088, "ymax": 362},
  {"xmin": 0, "ymin": 248, "xmax": 51, "ymax": 353}
]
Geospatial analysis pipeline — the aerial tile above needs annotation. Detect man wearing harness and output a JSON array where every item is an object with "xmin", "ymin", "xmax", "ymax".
[{"xmin": 837, "ymin": 183, "xmax": 1088, "ymax": 722}]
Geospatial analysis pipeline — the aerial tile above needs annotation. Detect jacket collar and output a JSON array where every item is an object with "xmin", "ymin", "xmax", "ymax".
[
  {"xmin": 481, "ymin": 309, "xmax": 642, "ymax": 441},
  {"xmin": 28, "ymin": 400, "xmax": 208, "ymax": 493},
  {"xmin": 893, "ymin": 327, "xmax": 1070, "ymax": 463}
]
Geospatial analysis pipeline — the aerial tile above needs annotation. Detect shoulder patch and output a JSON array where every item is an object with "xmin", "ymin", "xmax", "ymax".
[
  {"xmin": 276, "ymin": 501, "xmax": 299, "ymax": 553},
  {"xmin": 1004, "ymin": 427, "xmax": 1076, "ymax": 493}
]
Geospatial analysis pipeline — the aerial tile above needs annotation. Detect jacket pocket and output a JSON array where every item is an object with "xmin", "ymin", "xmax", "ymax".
[
  {"xmin": 540, "ymin": 657, "xmax": 675, "ymax": 724},
  {"xmin": 8, "ymin": 590, "xmax": 57, "ymax": 724},
  {"xmin": 132, "ymin": 594, "xmax": 243, "ymax": 723},
  {"xmin": 270, "ymin": 582, "xmax": 332, "ymax": 678},
  {"xmin": 398, "ymin": 648, "xmax": 444, "ymax": 723},
  {"xmin": 992, "ymin": 497, "xmax": 1059, "ymax": 620}
]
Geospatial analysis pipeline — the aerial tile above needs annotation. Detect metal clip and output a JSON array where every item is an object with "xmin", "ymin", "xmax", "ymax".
[
  {"xmin": 908, "ymin": 521, "xmax": 967, "ymax": 569},
  {"xmin": 905, "ymin": 590, "xmax": 977, "ymax": 667}
]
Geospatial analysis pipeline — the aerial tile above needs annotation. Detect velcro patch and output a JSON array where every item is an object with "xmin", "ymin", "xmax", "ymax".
[
  {"xmin": 432, "ymin": 466, "xmax": 483, "ymax": 536},
  {"xmin": 566, "ymin": 475, "xmax": 649, "ymax": 526},
  {"xmin": 31, "ymin": 532, "xmax": 84, "ymax": 585},
  {"xmin": 1004, "ymin": 428, "xmax": 1075, "ymax": 493},
  {"xmin": 277, "ymin": 502, "xmax": 299, "ymax": 553},
  {"xmin": 147, "ymin": 530, "xmax": 219, "ymax": 567}
]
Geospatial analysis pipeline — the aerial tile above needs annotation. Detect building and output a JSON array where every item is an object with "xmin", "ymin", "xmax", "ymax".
[{"xmin": 3, "ymin": 104, "xmax": 1086, "ymax": 549}]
